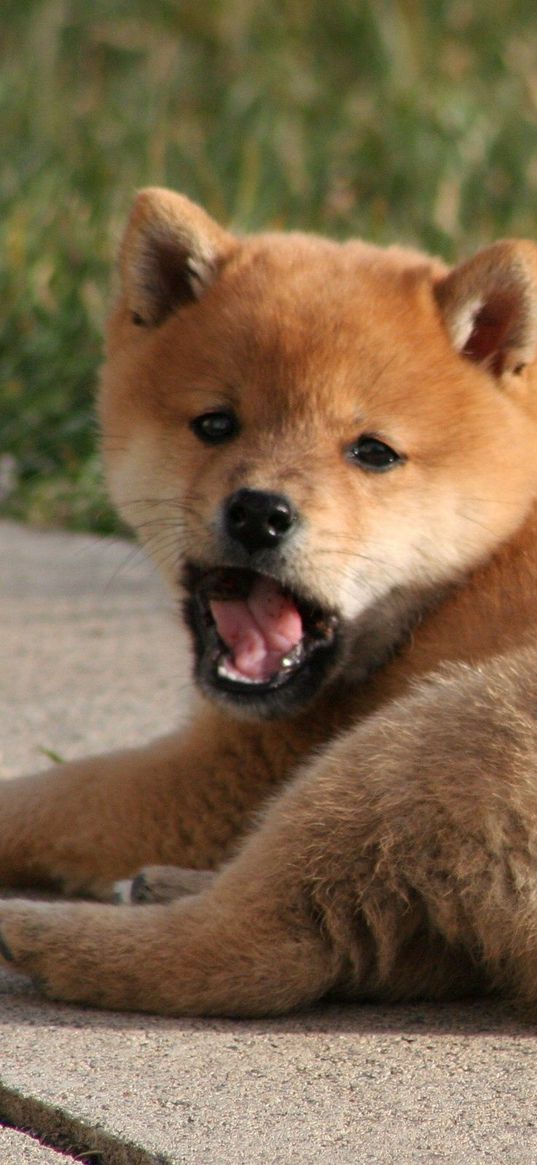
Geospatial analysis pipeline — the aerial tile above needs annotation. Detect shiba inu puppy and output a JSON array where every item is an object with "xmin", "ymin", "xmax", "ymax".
[{"xmin": 3, "ymin": 189, "xmax": 537, "ymax": 1015}]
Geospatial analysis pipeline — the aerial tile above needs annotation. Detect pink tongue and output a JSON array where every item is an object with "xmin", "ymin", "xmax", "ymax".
[{"xmin": 210, "ymin": 576, "xmax": 303, "ymax": 682}]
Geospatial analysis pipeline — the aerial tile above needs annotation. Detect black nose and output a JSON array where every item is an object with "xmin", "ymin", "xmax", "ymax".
[{"xmin": 224, "ymin": 489, "xmax": 297, "ymax": 553}]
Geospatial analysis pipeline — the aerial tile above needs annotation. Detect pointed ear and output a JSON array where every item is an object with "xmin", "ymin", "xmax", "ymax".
[
  {"xmin": 434, "ymin": 241, "xmax": 537, "ymax": 377},
  {"xmin": 118, "ymin": 188, "xmax": 237, "ymax": 326}
]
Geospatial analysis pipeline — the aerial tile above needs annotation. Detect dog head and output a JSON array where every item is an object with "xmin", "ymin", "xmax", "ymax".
[{"xmin": 100, "ymin": 188, "xmax": 537, "ymax": 717}]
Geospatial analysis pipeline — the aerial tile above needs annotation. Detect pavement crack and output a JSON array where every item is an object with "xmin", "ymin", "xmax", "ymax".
[
  {"xmin": 0, "ymin": 1086, "xmax": 170, "ymax": 1165},
  {"xmin": 1, "ymin": 1117, "xmax": 93, "ymax": 1160}
]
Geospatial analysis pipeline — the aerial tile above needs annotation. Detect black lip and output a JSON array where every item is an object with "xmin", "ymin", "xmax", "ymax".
[{"xmin": 182, "ymin": 563, "xmax": 341, "ymax": 718}]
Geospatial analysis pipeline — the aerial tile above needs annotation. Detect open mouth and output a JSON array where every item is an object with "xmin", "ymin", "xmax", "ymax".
[{"xmin": 184, "ymin": 565, "xmax": 340, "ymax": 714}]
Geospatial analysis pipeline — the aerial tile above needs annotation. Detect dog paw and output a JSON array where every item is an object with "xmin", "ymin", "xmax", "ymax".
[
  {"xmin": 0, "ymin": 898, "xmax": 110, "ymax": 1002},
  {"xmin": 0, "ymin": 900, "xmax": 58, "ymax": 981},
  {"xmin": 0, "ymin": 895, "xmax": 187, "ymax": 1010},
  {"xmin": 115, "ymin": 865, "xmax": 215, "ymax": 905},
  {"xmin": 0, "ymin": 897, "xmax": 145, "ymax": 1006}
]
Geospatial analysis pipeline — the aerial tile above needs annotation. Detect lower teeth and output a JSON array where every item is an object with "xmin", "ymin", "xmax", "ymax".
[
  {"xmin": 280, "ymin": 642, "xmax": 305, "ymax": 670},
  {"xmin": 216, "ymin": 657, "xmax": 266, "ymax": 686},
  {"xmin": 216, "ymin": 641, "xmax": 306, "ymax": 686}
]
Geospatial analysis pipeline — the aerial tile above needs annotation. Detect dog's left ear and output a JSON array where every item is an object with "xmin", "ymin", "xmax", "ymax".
[
  {"xmin": 118, "ymin": 188, "xmax": 237, "ymax": 327},
  {"xmin": 435, "ymin": 241, "xmax": 537, "ymax": 376}
]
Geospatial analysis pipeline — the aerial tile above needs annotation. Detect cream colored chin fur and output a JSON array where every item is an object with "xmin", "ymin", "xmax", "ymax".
[{"xmin": 4, "ymin": 189, "xmax": 537, "ymax": 1016}]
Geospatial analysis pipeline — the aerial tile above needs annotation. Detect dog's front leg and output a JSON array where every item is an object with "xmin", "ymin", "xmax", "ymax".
[
  {"xmin": 0, "ymin": 704, "xmax": 297, "ymax": 899},
  {"xmin": 0, "ymin": 734, "xmax": 359, "ymax": 1014},
  {"xmin": 6, "ymin": 658, "xmax": 526, "ymax": 1016},
  {"xmin": 0, "ymin": 876, "xmax": 338, "ymax": 1018}
]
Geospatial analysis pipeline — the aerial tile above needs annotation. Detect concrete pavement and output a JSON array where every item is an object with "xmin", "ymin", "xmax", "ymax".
[{"xmin": 1, "ymin": 519, "xmax": 537, "ymax": 1164}]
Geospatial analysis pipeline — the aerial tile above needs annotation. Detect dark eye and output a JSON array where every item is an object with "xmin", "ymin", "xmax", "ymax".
[
  {"xmin": 348, "ymin": 435, "xmax": 404, "ymax": 472},
  {"xmin": 190, "ymin": 410, "xmax": 239, "ymax": 445}
]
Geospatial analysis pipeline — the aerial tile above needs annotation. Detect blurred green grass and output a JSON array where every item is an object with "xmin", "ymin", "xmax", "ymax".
[{"xmin": 1, "ymin": 0, "xmax": 537, "ymax": 530}]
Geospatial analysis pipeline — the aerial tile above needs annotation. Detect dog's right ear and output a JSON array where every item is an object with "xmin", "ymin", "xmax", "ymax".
[
  {"xmin": 118, "ymin": 188, "xmax": 237, "ymax": 327},
  {"xmin": 435, "ymin": 240, "xmax": 537, "ymax": 377}
]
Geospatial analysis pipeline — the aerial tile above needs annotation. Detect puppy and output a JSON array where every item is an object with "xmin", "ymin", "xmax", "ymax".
[{"xmin": 2, "ymin": 189, "xmax": 537, "ymax": 1015}]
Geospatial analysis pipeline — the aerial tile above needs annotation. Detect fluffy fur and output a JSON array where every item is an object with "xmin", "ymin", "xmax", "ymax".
[{"xmin": 3, "ymin": 189, "xmax": 537, "ymax": 1015}]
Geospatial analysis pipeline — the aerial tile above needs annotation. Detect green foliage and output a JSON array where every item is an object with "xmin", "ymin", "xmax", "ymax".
[{"xmin": 1, "ymin": 0, "xmax": 537, "ymax": 529}]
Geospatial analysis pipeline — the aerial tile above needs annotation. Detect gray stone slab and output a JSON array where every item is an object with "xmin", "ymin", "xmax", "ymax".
[
  {"xmin": 1, "ymin": 970, "xmax": 537, "ymax": 1165},
  {"xmin": 0, "ymin": 520, "xmax": 191, "ymax": 778},
  {"xmin": 1, "ymin": 521, "xmax": 537, "ymax": 1164}
]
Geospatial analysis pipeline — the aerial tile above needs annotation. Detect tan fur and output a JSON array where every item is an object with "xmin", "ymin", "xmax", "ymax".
[{"xmin": 4, "ymin": 189, "xmax": 537, "ymax": 1015}]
